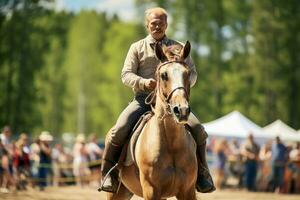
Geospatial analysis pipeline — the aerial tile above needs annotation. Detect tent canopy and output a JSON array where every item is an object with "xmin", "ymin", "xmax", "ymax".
[
  {"xmin": 203, "ymin": 111, "xmax": 264, "ymax": 139},
  {"xmin": 263, "ymin": 120, "xmax": 299, "ymax": 142}
]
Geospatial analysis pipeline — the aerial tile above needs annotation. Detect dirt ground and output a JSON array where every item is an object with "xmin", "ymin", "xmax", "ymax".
[{"xmin": 0, "ymin": 186, "xmax": 299, "ymax": 200}]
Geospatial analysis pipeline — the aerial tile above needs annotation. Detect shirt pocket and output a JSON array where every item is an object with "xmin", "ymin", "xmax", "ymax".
[{"xmin": 142, "ymin": 56, "xmax": 159, "ymax": 78}]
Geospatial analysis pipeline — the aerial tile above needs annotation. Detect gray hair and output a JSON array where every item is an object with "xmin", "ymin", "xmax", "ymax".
[{"xmin": 145, "ymin": 7, "xmax": 168, "ymax": 26}]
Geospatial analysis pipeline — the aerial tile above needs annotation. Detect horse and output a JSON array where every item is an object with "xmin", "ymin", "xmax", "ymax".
[{"xmin": 106, "ymin": 41, "xmax": 198, "ymax": 200}]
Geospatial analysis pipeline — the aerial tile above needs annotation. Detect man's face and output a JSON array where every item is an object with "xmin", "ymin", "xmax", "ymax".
[
  {"xmin": 4, "ymin": 129, "xmax": 11, "ymax": 137},
  {"xmin": 147, "ymin": 13, "xmax": 167, "ymax": 40}
]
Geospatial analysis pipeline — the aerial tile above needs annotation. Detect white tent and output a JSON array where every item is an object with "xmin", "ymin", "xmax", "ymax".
[
  {"xmin": 263, "ymin": 120, "xmax": 300, "ymax": 142},
  {"xmin": 203, "ymin": 111, "xmax": 264, "ymax": 139}
]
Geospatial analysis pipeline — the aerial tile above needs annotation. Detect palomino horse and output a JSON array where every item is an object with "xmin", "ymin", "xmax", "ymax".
[{"xmin": 107, "ymin": 41, "xmax": 197, "ymax": 200}]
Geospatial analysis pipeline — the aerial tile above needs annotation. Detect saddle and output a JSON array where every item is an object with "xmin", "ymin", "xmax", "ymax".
[{"xmin": 118, "ymin": 111, "xmax": 154, "ymax": 167}]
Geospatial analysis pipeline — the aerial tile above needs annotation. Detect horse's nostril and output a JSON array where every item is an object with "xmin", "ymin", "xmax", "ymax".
[{"xmin": 173, "ymin": 106, "xmax": 180, "ymax": 116}]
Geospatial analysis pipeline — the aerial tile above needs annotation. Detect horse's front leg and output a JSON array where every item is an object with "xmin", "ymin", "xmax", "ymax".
[{"xmin": 140, "ymin": 173, "xmax": 161, "ymax": 200}]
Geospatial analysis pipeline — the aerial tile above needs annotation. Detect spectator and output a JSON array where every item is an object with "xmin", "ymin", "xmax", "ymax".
[
  {"xmin": 241, "ymin": 133, "xmax": 260, "ymax": 191},
  {"xmin": 214, "ymin": 139, "xmax": 230, "ymax": 189},
  {"xmin": 73, "ymin": 134, "xmax": 90, "ymax": 187},
  {"xmin": 270, "ymin": 136, "xmax": 287, "ymax": 193},
  {"xmin": 29, "ymin": 138, "xmax": 40, "ymax": 188},
  {"xmin": 228, "ymin": 140, "xmax": 244, "ymax": 188},
  {"xmin": 0, "ymin": 126, "xmax": 15, "ymax": 193},
  {"xmin": 289, "ymin": 142, "xmax": 300, "ymax": 193},
  {"xmin": 0, "ymin": 139, "xmax": 7, "ymax": 192},
  {"xmin": 13, "ymin": 139, "xmax": 30, "ymax": 190},
  {"xmin": 52, "ymin": 143, "xmax": 64, "ymax": 186},
  {"xmin": 38, "ymin": 131, "xmax": 53, "ymax": 191},
  {"xmin": 0, "ymin": 126, "xmax": 12, "ymax": 150},
  {"xmin": 257, "ymin": 140, "xmax": 272, "ymax": 191},
  {"xmin": 86, "ymin": 133, "xmax": 103, "ymax": 187},
  {"xmin": 0, "ymin": 139, "xmax": 15, "ymax": 193}
]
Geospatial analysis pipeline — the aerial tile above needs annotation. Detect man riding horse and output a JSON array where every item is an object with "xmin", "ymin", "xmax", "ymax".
[{"xmin": 99, "ymin": 7, "xmax": 215, "ymax": 194}]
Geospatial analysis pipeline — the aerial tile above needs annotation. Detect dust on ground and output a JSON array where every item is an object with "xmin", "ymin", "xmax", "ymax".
[{"xmin": 0, "ymin": 186, "xmax": 299, "ymax": 200}]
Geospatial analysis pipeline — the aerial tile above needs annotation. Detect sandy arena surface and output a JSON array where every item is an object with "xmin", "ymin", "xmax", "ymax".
[{"xmin": 0, "ymin": 186, "xmax": 299, "ymax": 200}]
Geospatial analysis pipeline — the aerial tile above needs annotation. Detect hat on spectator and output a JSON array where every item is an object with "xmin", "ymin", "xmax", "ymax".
[
  {"xmin": 39, "ymin": 131, "xmax": 53, "ymax": 141},
  {"xmin": 76, "ymin": 133, "xmax": 85, "ymax": 143}
]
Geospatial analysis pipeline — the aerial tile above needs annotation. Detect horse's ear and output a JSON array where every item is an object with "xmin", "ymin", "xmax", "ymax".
[
  {"xmin": 181, "ymin": 41, "xmax": 191, "ymax": 60},
  {"xmin": 155, "ymin": 43, "xmax": 168, "ymax": 62}
]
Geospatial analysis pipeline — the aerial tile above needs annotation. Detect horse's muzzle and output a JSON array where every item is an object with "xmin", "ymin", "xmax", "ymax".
[{"xmin": 173, "ymin": 105, "xmax": 190, "ymax": 123}]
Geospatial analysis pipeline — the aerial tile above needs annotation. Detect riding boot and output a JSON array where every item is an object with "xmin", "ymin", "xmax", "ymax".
[
  {"xmin": 98, "ymin": 142, "xmax": 122, "ymax": 193},
  {"xmin": 196, "ymin": 141, "xmax": 216, "ymax": 193}
]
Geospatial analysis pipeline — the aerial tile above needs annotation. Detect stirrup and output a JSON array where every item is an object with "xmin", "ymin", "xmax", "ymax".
[{"xmin": 98, "ymin": 163, "xmax": 121, "ymax": 193}]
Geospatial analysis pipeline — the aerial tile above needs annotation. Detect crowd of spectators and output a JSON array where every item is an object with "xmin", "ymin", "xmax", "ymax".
[
  {"xmin": 0, "ymin": 126, "xmax": 103, "ymax": 193},
  {"xmin": 209, "ymin": 133, "xmax": 300, "ymax": 194},
  {"xmin": 1, "ymin": 125, "xmax": 299, "ymax": 194}
]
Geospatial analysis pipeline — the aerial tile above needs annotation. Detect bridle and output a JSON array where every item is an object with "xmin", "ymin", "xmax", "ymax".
[{"xmin": 145, "ymin": 60, "xmax": 190, "ymax": 116}]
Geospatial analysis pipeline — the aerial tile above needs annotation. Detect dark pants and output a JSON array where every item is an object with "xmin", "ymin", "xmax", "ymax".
[
  {"xmin": 271, "ymin": 163, "xmax": 285, "ymax": 191},
  {"xmin": 107, "ymin": 94, "xmax": 208, "ymax": 147},
  {"xmin": 245, "ymin": 160, "xmax": 257, "ymax": 191},
  {"xmin": 38, "ymin": 165, "xmax": 49, "ymax": 189}
]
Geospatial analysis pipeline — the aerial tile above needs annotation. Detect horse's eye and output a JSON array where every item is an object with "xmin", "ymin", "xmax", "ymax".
[{"xmin": 161, "ymin": 72, "xmax": 168, "ymax": 81}]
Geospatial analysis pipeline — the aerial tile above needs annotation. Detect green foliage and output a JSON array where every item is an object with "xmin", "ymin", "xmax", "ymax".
[
  {"xmin": 34, "ymin": 11, "xmax": 73, "ymax": 137},
  {"xmin": 60, "ymin": 11, "xmax": 144, "ymax": 136},
  {"xmin": 0, "ymin": 0, "xmax": 299, "ymax": 139},
  {"xmin": 0, "ymin": 8, "xmax": 53, "ymax": 134},
  {"xmin": 136, "ymin": 0, "xmax": 300, "ymax": 128}
]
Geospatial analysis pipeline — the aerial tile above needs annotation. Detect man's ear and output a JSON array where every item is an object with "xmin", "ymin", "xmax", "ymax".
[
  {"xmin": 181, "ymin": 41, "xmax": 191, "ymax": 60},
  {"xmin": 155, "ymin": 43, "xmax": 168, "ymax": 62}
]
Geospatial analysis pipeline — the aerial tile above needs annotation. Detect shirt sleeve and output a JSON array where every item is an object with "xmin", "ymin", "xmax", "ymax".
[
  {"xmin": 185, "ymin": 55, "xmax": 197, "ymax": 87},
  {"xmin": 121, "ymin": 43, "xmax": 147, "ymax": 91}
]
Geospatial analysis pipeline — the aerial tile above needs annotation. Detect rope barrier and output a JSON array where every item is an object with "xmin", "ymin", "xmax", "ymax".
[
  {"xmin": 13, "ymin": 159, "xmax": 103, "ymax": 183},
  {"xmin": 29, "ymin": 175, "xmax": 95, "ymax": 183},
  {"xmin": 36, "ymin": 159, "xmax": 102, "ymax": 169}
]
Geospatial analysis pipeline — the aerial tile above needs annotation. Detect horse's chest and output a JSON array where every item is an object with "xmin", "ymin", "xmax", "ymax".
[
  {"xmin": 161, "ymin": 165, "xmax": 188, "ymax": 179},
  {"xmin": 157, "ymin": 152, "xmax": 196, "ymax": 178},
  {"xmin": 158, "ymin": 163, "xmax": 196, "ymax": 194}
]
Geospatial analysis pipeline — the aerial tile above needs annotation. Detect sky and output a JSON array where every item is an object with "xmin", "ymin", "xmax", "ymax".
[{"xmin": 55, "ymin": 0, "xmax": 136, "ymax": 21}]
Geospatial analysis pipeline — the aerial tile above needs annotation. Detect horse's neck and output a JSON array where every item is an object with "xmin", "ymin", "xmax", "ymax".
[{"xmin": 153, "ymin": 97, "xmax": 186, "ymax": 150}]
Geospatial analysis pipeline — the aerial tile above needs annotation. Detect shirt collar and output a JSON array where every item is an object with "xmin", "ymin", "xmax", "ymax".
[{"xmin": 146, "ymin": 34, "xmax": 168, "ymax": 45}]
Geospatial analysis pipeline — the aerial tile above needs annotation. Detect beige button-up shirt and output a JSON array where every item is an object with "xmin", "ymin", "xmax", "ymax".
[{"xmin": 121, "ymin": 35, "xmax": 197, "ymax": 95}]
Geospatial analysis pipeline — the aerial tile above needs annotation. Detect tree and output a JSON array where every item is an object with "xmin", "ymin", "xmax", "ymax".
[
  {"xmin": 34, "ymin": 11, "xmax": 73, "ymax": 136},
  {"xmin": 99, "ymin": 20, "xmax": 145, "ymax": 135},
  {"xmin": 250, "ymin": 0, "xmax": 300, "ymax": 128},
  {"xmin": 0, "ymin": 1, "xmax": 54, "ymax": 133}
]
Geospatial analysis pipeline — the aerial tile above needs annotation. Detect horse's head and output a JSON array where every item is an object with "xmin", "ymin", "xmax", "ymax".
[{"xmin": 155, "ymin": 41, "xmax": 191, "ymax": 124}]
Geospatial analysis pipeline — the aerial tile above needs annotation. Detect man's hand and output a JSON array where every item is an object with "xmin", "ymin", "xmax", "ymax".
[{"xmin": 144, "ymin": 78, "xmax": 157, "ymax": 90}]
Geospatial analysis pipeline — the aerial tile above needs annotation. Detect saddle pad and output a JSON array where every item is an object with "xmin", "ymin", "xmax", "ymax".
[{"xmin": 123, "ymin": 111, "xmax": 153, "ymax": 166}]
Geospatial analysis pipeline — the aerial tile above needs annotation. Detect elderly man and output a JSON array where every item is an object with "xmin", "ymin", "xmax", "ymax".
[{"xmin": 99, "ymin": 7, "xmax": 215, "ymax": 193}]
